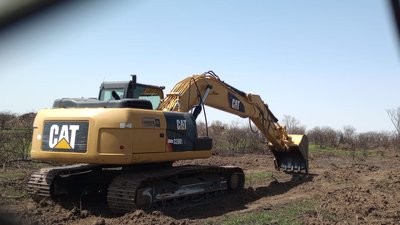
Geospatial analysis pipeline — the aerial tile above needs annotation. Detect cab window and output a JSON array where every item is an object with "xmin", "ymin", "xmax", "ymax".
[
  {"xmin": 99, "ymin": 88, "xmax": 125, "ymax": 101},
  {"xmin": 139, "ymin": 96, "xmax": 161, "ymax": 109}
]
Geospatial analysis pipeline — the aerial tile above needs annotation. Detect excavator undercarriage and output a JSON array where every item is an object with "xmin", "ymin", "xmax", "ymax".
[{"xmin": 27, "ymin": 164, "xmax": 244, "ymax": 214}]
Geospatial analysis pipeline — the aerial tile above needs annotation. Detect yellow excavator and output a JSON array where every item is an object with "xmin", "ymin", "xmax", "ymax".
[{"xmin": 27, "ymin": 71, "xmax": 308, "ymax": 214}]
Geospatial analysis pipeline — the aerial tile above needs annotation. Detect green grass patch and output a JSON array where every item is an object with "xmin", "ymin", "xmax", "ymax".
[
  {"xmin": 221, "ymin": 199, "xmax": 315, "ymax": 225},
  {"xmin": 245, "ymin": 171, "xmax": 273, "ymax": 187},
  {"xmin": 0, "ymin": 170, "xmax": 27, "ymax": 181},
  {"xmin": 0, "ymin": 162, "xmax": 46, "ymax": 204},
  {"xmin": 0, "ymin": 185, "xmax": 27, "ymax": 199},
  {"xmin": 309, "ymin": 144, "xmax": 376, "ymax": 158},
  {"xmin": 0, "ymin": 169, "xmax": 30, "ymax": 204},
  {"xmin": 309, "ymin": 144, "xmax": 348, "ymax": 157}
]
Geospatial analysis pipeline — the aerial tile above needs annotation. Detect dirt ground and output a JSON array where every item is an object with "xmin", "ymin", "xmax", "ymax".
[{"xmin": 1, "ymin": 148, "xmax": 400, "ymax": 225}]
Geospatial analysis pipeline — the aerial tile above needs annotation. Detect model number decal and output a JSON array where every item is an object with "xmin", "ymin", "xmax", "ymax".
[
  {"xmin": 176, "ymin": 119, "xmax": 187, "ymax": 130},
  {"xmin": 168, "ymin": 138, "xmax": 183, "ymax": 145}
]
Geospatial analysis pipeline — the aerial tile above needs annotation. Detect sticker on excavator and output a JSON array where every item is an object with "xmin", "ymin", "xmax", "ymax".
[
  {"xmin": 228, "ymin": 92, "xmax": 245, "ymax": 113},
  {"xmin": 42, "ymin": 121, "xmax": 88, "ymax": 153},
  {"xmin": 141, "ymin": 117, "xmax": 160, "ymax": 128}
]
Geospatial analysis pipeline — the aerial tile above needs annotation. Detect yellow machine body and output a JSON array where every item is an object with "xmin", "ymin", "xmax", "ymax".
[{"xmin": 31, "ymin": 108, "xmax": 211, "ymax": 164}]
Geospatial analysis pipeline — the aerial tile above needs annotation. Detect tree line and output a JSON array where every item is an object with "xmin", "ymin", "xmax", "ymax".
[
  {"xmin": 284, "ymin": 111, "xmax": 400, "ymax": 152},
  {"xmin": 0, "ymin": 106, "xmax": 399, "ymax": 164},
  {"xmin": 198, "ymin": 108, "xmax": 400, "ymax": 155}
]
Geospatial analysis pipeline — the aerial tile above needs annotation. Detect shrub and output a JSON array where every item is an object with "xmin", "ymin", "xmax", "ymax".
[{"xmin": 0, "ymin": 112, "xmax": 35, "ymax": 165}]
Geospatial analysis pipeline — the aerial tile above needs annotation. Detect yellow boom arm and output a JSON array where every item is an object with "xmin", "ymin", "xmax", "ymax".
[{"xmin": 158, "ymin": 72, "xmax": 308, "ymax": 172}]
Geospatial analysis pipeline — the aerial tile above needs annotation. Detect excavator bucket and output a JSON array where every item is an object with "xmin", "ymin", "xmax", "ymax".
[{"xmin": 272, "ymin": 134, "xmax": 309, "ymax": 173}]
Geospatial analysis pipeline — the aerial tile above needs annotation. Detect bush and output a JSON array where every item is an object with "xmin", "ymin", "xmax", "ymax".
[
  {"xmin": 307, "ymin": 124, "xmax": 398, "ymax": 156},
  {"xmin": 0, "ymin": 112, "xmax": 35, "ymax": 165},
  {"xmin": 197, "ymin": 120, "xmax": 269, "ymax": 155},
  {"xmin": 0, "ymin": 129, "xmax": 32, "ymax": 164}
]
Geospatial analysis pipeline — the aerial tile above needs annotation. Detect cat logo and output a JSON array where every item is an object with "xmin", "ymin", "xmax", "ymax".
[
  {"xmin": 49, "ymin": 124, "xmax": 79, "ymax": 149},
  {"xmin": 231, "ymin": 98, "xmax": 241, "ymax": 111},
  {"xmin": 43, "ymin": 121, "xmax": 88, "ymax": 152},
  {"xmin": 176, "ymin": 119, "xmax": 187, "ymax": 130},
  {"xmin": 228, "ymin": 92, "xmax": 245, "ymax": 113}
]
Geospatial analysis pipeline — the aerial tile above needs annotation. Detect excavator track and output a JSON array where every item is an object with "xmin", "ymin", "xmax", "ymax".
[
  {"xmin": 27, "ymin": 164, "xmax": 103, "ymax": 201},
  {"xmin": 28, "ymin": 164, "xmax": 244, "ymax": 214},
  {"xmin": 107, "ymin": 165, "xmax": 244, "ymax": 214}
]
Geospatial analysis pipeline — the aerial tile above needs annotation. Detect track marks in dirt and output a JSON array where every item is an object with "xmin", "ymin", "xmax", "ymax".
[
  {"xmin": 2, "ymin": 152, "xmax": 400, "ymax": 225},
  {"xmin": 302, "ymin": 155, "xmax": 400, "ymax": 224}
]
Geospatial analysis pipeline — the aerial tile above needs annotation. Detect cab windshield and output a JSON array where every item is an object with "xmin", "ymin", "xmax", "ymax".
[
  {"xmin": 134, "ymin": 86, "xmax": 162, "ymax": 109},
  {"xmin": 99, "ymin": 86, "xmax": 161, "ymax": 109},
  {"xmin": 99, "ymin": 88, "xmax": 125, "ymax": 101}
]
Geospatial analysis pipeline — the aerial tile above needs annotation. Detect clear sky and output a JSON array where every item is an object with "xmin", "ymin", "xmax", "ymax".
[{"xmin": 0, "ymin": 1, "xmax": 399, "ymax": 132}]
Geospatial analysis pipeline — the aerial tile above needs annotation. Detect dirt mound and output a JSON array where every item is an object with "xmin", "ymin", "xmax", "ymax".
[
  {"xmin": 107, "ymin": 210, "xmax": 190, "ymax": 225},
  {"xmin": 316, "ymin": 163, "xmax": 380, "ymax": 184},
  {"xmin": 302, "ymin": 162, "xmax": 400, "ymax": 224}
]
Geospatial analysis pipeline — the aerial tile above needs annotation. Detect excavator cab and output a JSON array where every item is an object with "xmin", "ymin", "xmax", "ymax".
[
  {"xmin": 52, "ymin": 76, "xmax": 165, "ymax": 110},
  {"xmin": 98, "ymin": 75, "xmax": 165, "ymax": 109}
]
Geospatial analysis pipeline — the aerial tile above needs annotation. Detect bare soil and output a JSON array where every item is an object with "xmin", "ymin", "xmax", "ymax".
[{"xmin": 1, "ymin": 149, "xmax": 400, "ymax": 225}]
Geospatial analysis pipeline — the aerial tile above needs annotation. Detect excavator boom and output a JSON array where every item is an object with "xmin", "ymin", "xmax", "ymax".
[{"xmin": 158, "ymin": 72, "xmax": 308, "ymax": 172}]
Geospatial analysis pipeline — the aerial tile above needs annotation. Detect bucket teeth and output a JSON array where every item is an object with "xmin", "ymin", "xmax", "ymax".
[{"xmin": 271, "ymin": 134, "xmax": 309, "ymax": 174}]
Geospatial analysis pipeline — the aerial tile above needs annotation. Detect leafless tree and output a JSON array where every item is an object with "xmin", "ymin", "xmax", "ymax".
[
  {"xmin": 387, "ymin": 107, "xmax": 400, "ymax": 135},
  {"xmin": 307, "ymin": 126, "xmax": 339, "ymax": 148},
  {"xmin": 0, "ymin": 112, "xmax": 17, "ymax": 129},
  {"xmin": 281, "ymin": 115, "xmax": 306, "ymax": 134},
  {"xmin": 196, "ymin": 121, "xmax": 207, "ymax": 136},
  {"xmin": 357, "ymin": 132, "xmax": 377, "ymax": 158},
  {"xmin": 377, "ymin": 131, "xmax": 392, "ymax": 151},
  {"xmin": 307, "ymin": 126, "xmax": 322, "ymax": 145},
  {"xmin": 387, "ymin": 107, "xmax": 400, "ymax": 148},
  {"xmin": 197, "ymin": 120, "xmax": 268, "ymax": 155},
  {"xmin": 340, "ymin": 125, "xmax": 357, "ymax": 149},
  {"xmin": 322, "ymin": 126, "xmax": 340, "ymax": 148}
]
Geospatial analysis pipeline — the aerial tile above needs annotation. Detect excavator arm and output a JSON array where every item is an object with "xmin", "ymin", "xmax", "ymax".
[{"xmin": 158, "ymin": 71, "xmax": 308, "ymax": 173}]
